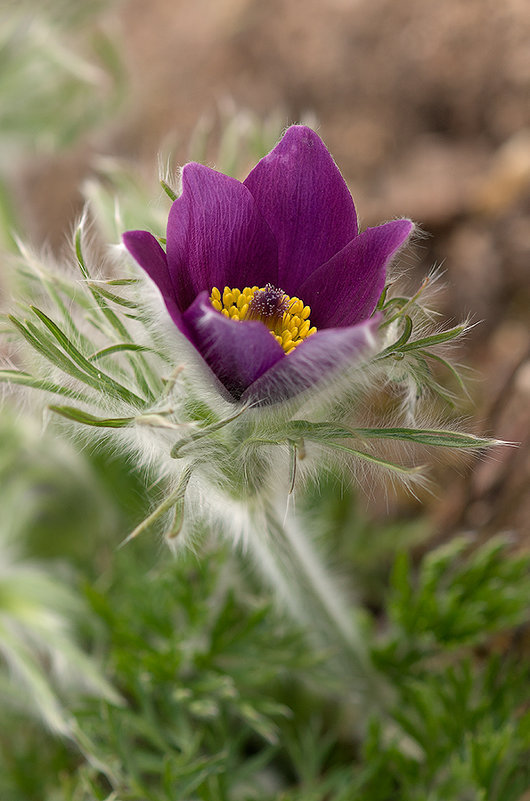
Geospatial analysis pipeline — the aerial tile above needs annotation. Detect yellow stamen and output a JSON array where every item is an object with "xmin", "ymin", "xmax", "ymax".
[{"xmin": 209, "ymin": 284, "xmax": 317, "ymax": 354}]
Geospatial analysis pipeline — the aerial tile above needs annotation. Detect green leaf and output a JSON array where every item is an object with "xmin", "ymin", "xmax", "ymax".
[
  {"xmin": 398, "ymin": 325, "xmax": 466, "ymax": 352},
  {"xmin": 316, "ymin": 440, "xmax": 424, "ymax": 476},
  {"xmin": 257, "ymin": 420, "xmax": 421, "ymax": 474},
  {"xmin": 383, "ymin": 296, "xmax": 409, "ymax": 312},
  {"xmin": 105, "ymin": 278, "xmax": 140, "ymax": 286},
  {"xmin": 74, "ymin": 221, "xmax": 90, "ymax": 281},
  {"xmin": 172, "ymin": 752, "xmax": 228, "ymax": 797},
  {"xmin": 377, "ymin": 325, "xmax": 466, "ymax": 361},
  {"xmin": 160, "ymin": 179, "xmax": 177, "ymax": 201},
  {"xmin": 282, "ymin": 420, "xmax": 357, "ymax": 442},
  {"xmin": 0, "ymin": 369, "xmax": 85, "ymax": 399},
  {"xmin": 120, "ymin": 465, "xmax": 194, "ymax": 547},
  {"xmin": 87, "ymin": 282, "xmax": 140, "ymax": 310},
  {"xmin": 379, "ymin": 315, "xmax": 414, "ymax": 355},
  {"xmin": 49, "ymin": 405, "xmax": 134, "ymax": 428},
  {"xmin": 350, "ymin": 427, "xmax": 498, "ymax": 449},
  {"xmin": 74, "ymin": 226, "xmax": 159, "ymax": 400},
  {"xmin": 29, "ymin": 306, "xmax": 146, "ymax": 407},
  {"xmin": 9, "ymin": 314, "xmax": 105, "ymax": 390},
  {"xmin": 375, "ymin": 284, "xmax": 390, "ymax": 311},
  {"xmin": 165, "ymin": 468, "xmax": 193, "ymax": 541},
  {"xmin": 419, "ymin": 349, "xmax": 469, "ymax": 396},
  {"xmin": 287, "ymin": 420, "xmax": 497, "ymax": 449},
  {"xmin": 89, "ymin": 342, "xmax": 158, "ymax": 361},
  {"xmin": 170, "ymin": 404, "xmax": 251, "ymax": 458}
]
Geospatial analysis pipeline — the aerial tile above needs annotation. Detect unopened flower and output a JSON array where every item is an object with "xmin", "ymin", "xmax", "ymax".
[{"xmin": 123, "ymin": 126, "xmax": 413, "ymax": 405}]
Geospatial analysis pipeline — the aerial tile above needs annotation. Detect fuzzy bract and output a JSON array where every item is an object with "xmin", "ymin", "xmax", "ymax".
[{"xmin": 123, "ymin": 126, "xmax": 413, "ymax": 405}]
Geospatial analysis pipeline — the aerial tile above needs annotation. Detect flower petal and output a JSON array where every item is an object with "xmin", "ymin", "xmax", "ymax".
[
  {"xmin": 166, "ymin": 164, "xmax": 278, "ymax": 310},
  {"xmin": 243, "ymin": 125, "xmax": 358, "ymax": 292},
  {"xmin": 298, "ymin": 219, "xmax": 414, "ymax": 328},
  {"xmin": 181, "ymin": 292, "xmax": 285, "ymax": 401},
  {"xmin": 241, "ymin": 317, "xmax": 379, "ymax": 406},
  {"xmin": 122, "ymin": 230, "xmax": 182, "ymax": 325},
  {"xmin": 122, "ymin": 230, "xmax": 173, "ymax": 297}
]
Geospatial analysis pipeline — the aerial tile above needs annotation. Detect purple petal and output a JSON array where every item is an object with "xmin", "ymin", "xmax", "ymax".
[
  {"xmin": 181, "ymin": 292, "xmax": 285, "ymax": 400},
  {"xmin": 298, "ymin": 219, "xmax": 414, "ymax": 328},
  {"xmin": 241, "ymin": 317, "xmax": 379, "ymax": 406},
  {"xmin": 122, "ymin": 230, "xmax": 182, "ymax": 325},
  {"xmin": 166, "ymin": 164, "xmax": 278, "ymax": 310},
  {"xmin": 244, "ymin": 126, "xmax": 358, "ymax": 293},
  {"xmin": 122, "ymin": 230, "xmax": 172, "ymax": 297}
]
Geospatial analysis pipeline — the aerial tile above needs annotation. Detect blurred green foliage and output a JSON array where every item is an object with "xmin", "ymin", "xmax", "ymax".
[
  {"xmin": 2, "ymin": 440, "xmax": 530, "ymax": 800},
  {"xmin": 0, "ymin": 0, "xmax": 123, "ymax": 156}
]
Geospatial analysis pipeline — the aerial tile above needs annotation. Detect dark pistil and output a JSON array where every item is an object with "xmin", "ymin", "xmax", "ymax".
[{"xmin": 247, "ymin": 284, "xmax": 289, "ymax": 328}]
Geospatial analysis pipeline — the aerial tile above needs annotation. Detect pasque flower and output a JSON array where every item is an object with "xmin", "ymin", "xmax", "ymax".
[
  {"xmin": 3, "ymin": 123, "xmax": 498, "ymax": 711},
  {"xmin": 123, "ymin": 126, "xmax": 413, "ymax": 405}
]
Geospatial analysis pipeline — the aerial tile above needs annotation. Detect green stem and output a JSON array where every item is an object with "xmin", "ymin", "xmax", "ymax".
[{"xmin": 250, "ymin": 502, "xmax": 391, "ymax": 711}]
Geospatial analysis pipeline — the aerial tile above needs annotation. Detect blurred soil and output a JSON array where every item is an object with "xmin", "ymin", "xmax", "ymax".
[{"xmin": 13, "ymin": 0, "xmax": 530, "ymax": 537}]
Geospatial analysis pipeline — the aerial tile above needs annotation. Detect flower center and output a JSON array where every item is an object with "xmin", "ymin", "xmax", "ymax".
[{"xmin": 209, "ymin": 283, "xmax": 317, "ymax": 354}]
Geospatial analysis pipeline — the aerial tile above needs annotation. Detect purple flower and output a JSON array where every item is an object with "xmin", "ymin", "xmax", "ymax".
[{"xmin": 123, "ymin": 126, "xmax": 413, "ymax": 405}]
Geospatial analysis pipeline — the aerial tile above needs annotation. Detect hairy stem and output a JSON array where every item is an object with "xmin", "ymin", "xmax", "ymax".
[{"xmin": 247, "ymin": 501, "xmax": 391, "ymax": 712}]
